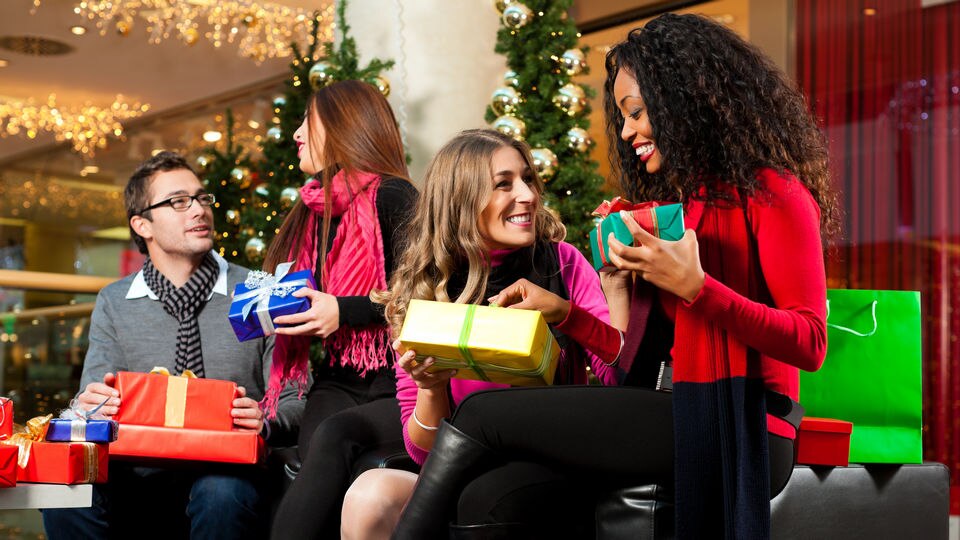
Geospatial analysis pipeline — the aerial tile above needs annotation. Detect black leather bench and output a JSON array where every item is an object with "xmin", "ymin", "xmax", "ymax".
[{"xmin": 270, "ymin": 447, "xmax": 949, "ymax": 539}]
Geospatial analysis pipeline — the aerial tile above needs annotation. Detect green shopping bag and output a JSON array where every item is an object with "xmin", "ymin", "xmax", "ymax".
[{"xmin": 799, "ymin": 289, "xmax": 922, "ymax": 463}]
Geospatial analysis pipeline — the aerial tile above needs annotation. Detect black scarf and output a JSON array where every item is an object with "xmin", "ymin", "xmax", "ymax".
[{"xmin": 141, "ymin": 253, "xmax": 219, "ymax": 377}]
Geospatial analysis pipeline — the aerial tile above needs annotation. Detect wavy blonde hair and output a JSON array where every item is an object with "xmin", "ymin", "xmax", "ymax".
[{"xmin": 377, "ymin": 129, "xmax": 565, "ymax": 336}]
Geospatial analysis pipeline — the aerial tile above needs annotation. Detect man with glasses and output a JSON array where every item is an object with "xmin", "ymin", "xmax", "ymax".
[{"xmin": 43, "ymin": 151, "xmax": 305, "ymax": 539}]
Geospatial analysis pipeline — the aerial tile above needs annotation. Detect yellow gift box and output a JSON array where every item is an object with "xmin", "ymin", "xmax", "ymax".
[{"xmin": 397, "ymin": 299, "xmax": 560, "ymax": 386}]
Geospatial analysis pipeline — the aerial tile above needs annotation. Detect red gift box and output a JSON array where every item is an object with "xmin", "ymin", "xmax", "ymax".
[
  {"xmin": 0, "ymin": 445, "xmax": 16, "ymax": 488},
  {"xmin": 0, "ymin": 398, "xmax": 12, "ymax": 440},
  {"xmin": 114, "ymin": 371, "xmax": 236, "ymax": 431},
  {"xmin": 110, "ymin": 424, "xmax": 264, "ymax": 464},
  {"xmin": 16, "ymin": 441, "xmax": 108, "ymax": 484},
  {"xmin": 796, "ymin": 417, "xmax": 853, "ymax": 467}
]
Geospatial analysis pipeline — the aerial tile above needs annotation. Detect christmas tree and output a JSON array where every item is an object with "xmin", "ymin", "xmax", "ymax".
[
  {"xmin": 486, "ymin": 0, "xmax": 603, "ymax": 251},
  {"xmin": 206, "ymin": 0, "xmax": 395, "ymax": 267}
]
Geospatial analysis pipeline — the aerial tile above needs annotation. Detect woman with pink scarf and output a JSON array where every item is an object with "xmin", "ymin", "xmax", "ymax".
[{"xmin": 265, "ymin": 80, "xmax": 417, "ymax": 540}]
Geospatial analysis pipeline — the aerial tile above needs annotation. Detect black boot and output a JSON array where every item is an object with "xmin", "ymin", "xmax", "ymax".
[{"xmin": 391, "ymin": 420, "xmax": 494, "ymax": 540}]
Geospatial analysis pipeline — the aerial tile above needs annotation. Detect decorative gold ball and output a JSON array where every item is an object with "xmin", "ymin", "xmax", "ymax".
[
  {"xmin": 493, "ymin": 0, "xmax": 514, "ymax": 14},
  {"xmin": 367, "ymin": 76, "xmax": 390, "ymax": 97},
  {"xmin": 242, "ymin": 12, "xmax": 259, "ymax": 28},
  {"xmin": 490, "ymin": 86, "xmax": 520, "ymax": 116},
  {"xmin": 245, "ymin": 237, "xmax": 267, "ymax": 261},
  {"xmin": 565, "ymin": 127, "xmax": 592, "ymax": 152},
  {"xmin": 559, "ymin": 49, "xmax": 587, "ymax": 76},
  {"xmin": 241, "ymin": 227, "xmax": 256, "ymax": 238},
  {"xmin": 530, "ymin": 147, "xmax": 559, "ymax": 180},
  {"xmin": 196, "ymin": 153, "xmax": 214, "ymax": 170},
  {"xmin": 492, "ymin": 115, "xmax": 526, "ymax": 140},
  {"xmin": 503, "ymin": 70, "xmax": 520, "ymax": 88},
  {"xmin": 266, "ymin": 126, "xmax": 282, "ymax": 142},
  {"xmin": 308, "ymin": 61, "xmax": 335, "ymax": 90},
  {"xmin": 225, "ymin": 209, "xmax": 241, "ymax": 226},
  {"xmin": 230, "ymin": 167, "xmax": 252, "ymax": 189},
  {"xmin": 254, "ymin": 185, "xmax": 270, "ymax": 200},
  {"xmin": 183, "ymin": 28, "xmax": 199, "ymax": 46},
  {"xmin": 552, "ymin": 83, "xmax": 586, "ymax": 116},
  {"xmin": 272, "ymin": 95, "xmax": 286, "ymax": 109},
  {"xmin": 279, "ymin": 187, "xmax": 299, "ymax": 210},
  {"xmin": 502, "ymin": 3, "xmax": 533, "ymax": 29},
  {"xmin": 115, "ymin": 18, "xmax": 133, "ymax": 37}
]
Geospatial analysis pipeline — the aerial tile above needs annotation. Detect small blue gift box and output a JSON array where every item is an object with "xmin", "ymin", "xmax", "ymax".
[
  {"xmin": 47, "ymin": 419, "xmax": 119, "ymax": 443},
  {"xmin": 229, "ymin": 262, "xmax": 316, "ymax": 342}
]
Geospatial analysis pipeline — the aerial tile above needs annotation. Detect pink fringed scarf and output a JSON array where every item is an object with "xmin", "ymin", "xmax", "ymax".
[{"xmin": 262, "ymin": 169, "xmax": 390, "ymax": 416}]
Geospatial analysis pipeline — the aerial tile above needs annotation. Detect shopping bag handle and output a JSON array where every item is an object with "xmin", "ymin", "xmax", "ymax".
[{"xmin": 826, "ymin": 299, "xmax": 878, "ymax": 337}]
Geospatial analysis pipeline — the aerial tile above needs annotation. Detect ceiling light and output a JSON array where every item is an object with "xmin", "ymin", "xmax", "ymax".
[
  {"xmin": 203, "ymin": 130, "xmax": 223, "ymax": 142},
  {"xmin": 80, "ymin": 165, "xmax": 100, "ymax": 176},
  {"xmin": 70, "ymin": 26, "xmax": 87, "ymax": 36},
  {"xmin": 248, "ymin": 120, "xmax": 260, "ymax": 129},
  {"xmin": 864, "ymin": 8, "xmax": 877, "ymax": 15},
  {"xmin": 0, "ymin": 59, "xmax": 7, "ymax": 67},
  {"xmin": 0, "ymin": 94, "xmax": 149, "ymax": 156},
  {"xmin": 35, "ymin": 0, "xmax": 335, "ymax": 62}
]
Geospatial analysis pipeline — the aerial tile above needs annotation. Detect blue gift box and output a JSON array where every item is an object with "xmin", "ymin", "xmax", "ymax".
[
  {"xmin": 46, "ymin": 419, "xmax": 119, "ymax": 443},
  {"xmin": 229, "ymin": 263, "xmax": 316, "ymax": 342}
]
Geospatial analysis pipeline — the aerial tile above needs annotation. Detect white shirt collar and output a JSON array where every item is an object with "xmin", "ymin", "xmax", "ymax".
[{"xmin": 126, "ymin": 250, "xmax": 229, "ymax": 301}]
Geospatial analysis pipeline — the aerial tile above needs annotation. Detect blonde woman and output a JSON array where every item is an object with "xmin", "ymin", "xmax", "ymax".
[{"xmin": 340, "ymin": 129, "xmax": 623, "ymax": 539}]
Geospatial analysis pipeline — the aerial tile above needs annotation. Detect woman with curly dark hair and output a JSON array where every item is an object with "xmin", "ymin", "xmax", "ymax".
[{"xmin": 391, "ymin": 13, "xmax": 833, "ymax": 539}]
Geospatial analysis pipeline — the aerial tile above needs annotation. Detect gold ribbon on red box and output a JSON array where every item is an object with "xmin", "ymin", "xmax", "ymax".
[{"xmin": 114, "ymin": 369, "xmax": 235, "ymax": 431}]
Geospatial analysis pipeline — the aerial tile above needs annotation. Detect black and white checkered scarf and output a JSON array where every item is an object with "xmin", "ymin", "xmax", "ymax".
[{"xmin": 141, "ymin": 253, "xmax": 219, "ymax": 377}]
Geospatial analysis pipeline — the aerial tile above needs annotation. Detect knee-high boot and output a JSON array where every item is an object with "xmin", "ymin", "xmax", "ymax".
[{"xmin": 391, "ymin": 420, "xmax": 493, "ymax": 540}]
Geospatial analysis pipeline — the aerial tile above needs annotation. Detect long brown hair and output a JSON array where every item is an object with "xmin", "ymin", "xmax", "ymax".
[
  {"xmin": 377, "ymin": 129, "xmax": 565, "ymax": 336},
  {"xmin": 264, "ymin": 80, "xmax": 410, "ymax": 274}
]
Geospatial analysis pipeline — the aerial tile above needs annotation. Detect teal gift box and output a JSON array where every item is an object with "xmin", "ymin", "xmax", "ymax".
[
  {"xmin": 229, "ymin": 262, "xmax": 316, "ymax": 341},
  {"xmin": 589, "ymin": 199, "xmax": 685, "ymax": 271}
]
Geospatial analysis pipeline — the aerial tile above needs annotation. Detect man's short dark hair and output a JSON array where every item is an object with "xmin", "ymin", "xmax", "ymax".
[{"xmin": 125, "ymin": 151, "xmax": 198, "ymax": 254}]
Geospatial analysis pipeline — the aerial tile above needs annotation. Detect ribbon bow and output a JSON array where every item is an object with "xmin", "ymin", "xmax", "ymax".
[
  {"xmin": 233, "ymin": 261, "xmax": 310, "ymax": 336},
  {"xmin": 55, "ymin": 396, "xmax": 112, "ymax": 442},
  {"xmin": 150, "ymin": 366, "xmax": 198, "ymax": 379},
  {"xmin": 1, "ymin": 414, "xmax": 53, "ymax": 468},
  {"xmin": 591, "ymin": 197, "xmax": 660, "ymax": 218}
]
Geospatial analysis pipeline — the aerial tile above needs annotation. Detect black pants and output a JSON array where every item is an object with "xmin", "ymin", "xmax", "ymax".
[
  {"xmin": 450, "ymin": 386, "xmax": 795, "ymax": 532},
  {"xmin": 270, "ymin": 364, "xmax": 402, "ymax": 540}
]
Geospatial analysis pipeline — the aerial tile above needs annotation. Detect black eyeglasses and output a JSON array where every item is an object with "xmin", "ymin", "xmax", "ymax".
[{"xmin": 139, "ymin": 193, "xmax": 216, "ymax": 214}]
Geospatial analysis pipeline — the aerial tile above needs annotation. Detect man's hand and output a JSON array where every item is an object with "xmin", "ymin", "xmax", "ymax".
[
  {"xmin": 231, "ymin": 386, "xmax": 265, "ymax": 433},
  {"xmin": 77, "ymin": 373, "xmax": 120, "ymax": 417}
]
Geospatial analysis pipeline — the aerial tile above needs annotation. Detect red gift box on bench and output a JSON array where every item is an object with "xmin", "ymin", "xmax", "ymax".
[{"xmin": 796, "ymin": 417, "xmax": 853, "ymax": 467}]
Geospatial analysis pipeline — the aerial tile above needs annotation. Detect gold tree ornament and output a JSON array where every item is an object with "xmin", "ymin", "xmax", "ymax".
[
  {"xmin": 367, "ymin": 76, "xmax": 390, "ymax": 97},
  {"xmin": 530, "ymin": 147, "xmax": 558, "ymax": 180},
  {"xmin": 492, "ymin": 115, "xmax": 526, "ymax": 140},
  {"xmin": 490, "ymin": 86, "xmax": 521, "ymax": 116},
  {"xmin": 196, "ymin": 153, "xmax": 214, "ymax": 170},
  {"xmin": 225, "ymin": 209, "xmax": 241, "ymax": 225},
  {"xmin": 266, "ymin": 126, "xmax": 282, "ymax": 141},
  {"xmin": 503, "ymin": 70, "xmax": 520, "ymax": 88},
  {"xmin": 229, "ymin": 167, "xmax": 252, "ymax": 188},
  {"xmin": 279, "ymin": 187, "xmax": 300, "ymax": 210},
  {"xmin": 552, "ymin": 83, "xmax": 586, "ymax": 116},
  {"xmin": 493, "ymin": 0, "xmax": 514, "ymax": 14},
  {"xmin": 502, "ymin": 3, "xmax": 533, "ymax": 29},
  {"xmin": 245, "ymin": 237, "xmax": 266, "ymax": 261},
  {"xmin": 183, "ymin": 27, "xmax": 199, "ymax": 46},
  {"xmin": 308, "ymin": 61, "xmax": 335, "ymax": 90},
  {"xmin": 565, "ymin": 127, "xmax": 592, "ymax": 152},
  {"xmin": 559, "ymin": 49, "xmax": 586, "ymax": 76},
  {"xmin": 115, "ymin": 17, "xmax": 133, "ymax": 36},
  {"xmin": 272, "ymin": 95, "xmax": 286, "ymax": 109}
]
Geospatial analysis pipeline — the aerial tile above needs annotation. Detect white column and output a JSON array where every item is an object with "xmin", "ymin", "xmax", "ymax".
[{"xmin": 345, "ymin": 1, "xmax": 507, "ymax": 182}]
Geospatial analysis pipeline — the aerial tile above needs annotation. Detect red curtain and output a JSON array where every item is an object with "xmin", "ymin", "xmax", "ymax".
[{"xmin": 797, "ymin": 0, "xmax": 960, "ymax": 484}]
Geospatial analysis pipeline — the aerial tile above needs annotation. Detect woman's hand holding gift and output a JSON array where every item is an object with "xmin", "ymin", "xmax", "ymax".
[
  {"xmin": 273, "ymin": 288, "xmax": 340, "ymax": 337},
  {"xmin": 608, "ymin": 212, "xmax": 705, "ymax": 302},
  {"xmin": 487, "ymin": 278, "xmax": 571, "ymax": 323}
]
